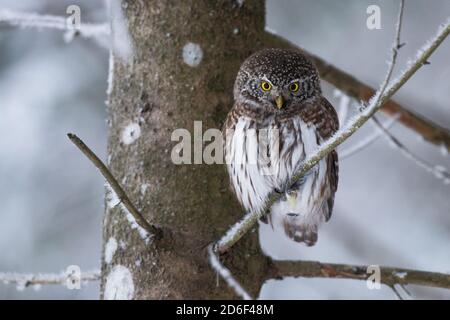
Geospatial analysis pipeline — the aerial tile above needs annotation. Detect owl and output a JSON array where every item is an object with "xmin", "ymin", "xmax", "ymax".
[{"xmin": 223, "ymin": 48, "xmax": 339, "ymax": 246}]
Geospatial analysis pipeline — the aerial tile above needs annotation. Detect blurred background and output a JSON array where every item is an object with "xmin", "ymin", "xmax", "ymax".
[{"xmin": 0, "ymin": 0, "xmax": 449, "ymax": 299}]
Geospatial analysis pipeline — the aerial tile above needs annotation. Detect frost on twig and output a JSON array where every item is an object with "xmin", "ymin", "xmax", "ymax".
[
  {"xmin": 0, "ymin": 270, "xmax": 100, "ymax": 291},
  {"xmin": 321, "ymin": 1, "xmax": 402, "ymax": 160},
  {"xmin": 0, "ymin": 8, "xmax": 110, "ymax": 44},
  {"xmin": 372, "ymin": 116, "xmax": 450, "ymax": 185},
  {"xmin": 207, "ymin": 245, "xmax": 252, "ymax": 300},
  {"xmin": 105, "ymin": 183, "xmax": 152, "ymax": 244},
  {"xmin": 216, "ymin": 212, "xmax": 255, "ymax": 251},
  {"xmin": 215, "ymin": 7, "xmax": 450, "ymax": 253},
  {"xmin": 364, "ymin": 0, "xmax": 405, "ymax": 112}
]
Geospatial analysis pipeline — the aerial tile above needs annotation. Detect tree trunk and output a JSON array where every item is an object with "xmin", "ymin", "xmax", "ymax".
[{"xmin": 101, "ymin": 0, "xmax": 271, "ymax": 299}]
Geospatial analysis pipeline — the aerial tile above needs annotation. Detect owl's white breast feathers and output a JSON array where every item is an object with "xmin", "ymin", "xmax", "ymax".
[{"xmin": 225, "ymin": 115, "xmax": 331, "ymax": 245}]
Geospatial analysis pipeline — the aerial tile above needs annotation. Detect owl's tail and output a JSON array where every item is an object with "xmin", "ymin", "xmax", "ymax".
[
  {"xmin": 264, "ymin": 193, "xmax": 323, "ymax": 246},
  {"xmin": 281, "ymin": 214, "xmax": 318, "ymax": 246}
]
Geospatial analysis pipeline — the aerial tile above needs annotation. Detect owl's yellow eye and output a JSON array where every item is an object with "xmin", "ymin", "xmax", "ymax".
[
  {"xmin": 261, "ymin": 81, "xmax": 272, "ymax": 92},
  {"xmin": 289, "ymin": 82, "xmax": 299, "ymax": 92}
]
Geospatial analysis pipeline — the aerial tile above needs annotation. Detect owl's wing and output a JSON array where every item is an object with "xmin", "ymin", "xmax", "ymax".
[
  {"xmin": 222, "ymin": 105, "xmax": 240, "ymax": 196},
  {"xmin": 317, "ymin": 97, "xmax": 339, "ymax": 221},
  {"xmin": 221, "ymin": 104, "xmax": 238, "ymax": 134},
  {"xmin": 324, "ymin": 149, "xmax": 338, "ymax": 221}
]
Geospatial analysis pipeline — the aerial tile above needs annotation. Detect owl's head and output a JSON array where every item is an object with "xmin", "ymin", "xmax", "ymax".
[{"xmin": 234, "ymin": 48, "xmax": 321, "ymax": 111}]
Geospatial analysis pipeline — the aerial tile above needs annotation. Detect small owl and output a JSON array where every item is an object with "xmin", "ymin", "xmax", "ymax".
[{"xmin": 223, "ymin": 48, "xmax": 339, "ymax": 246}]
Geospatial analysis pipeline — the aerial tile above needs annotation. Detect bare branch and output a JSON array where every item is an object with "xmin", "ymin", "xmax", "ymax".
[
  {"xmin": 263, "ymin": 31, "xmax": 450, "ymax": 154},
  {"xmin": 267, "ymin": 260, "xmax": 450, "ymax": 291},
  {"xmin": 67, "ymin": 133, "xmax": 161, "ymax": 238},
  {"xmin": 372, "ymin": 116, "xmax": 450, "ymax": 184},
  {"xmin": 207, "ymin": 245, "xmax": 253, "ymax": 300},
  {"xmin": 0, "ymin": 270, "xmax": 100, "ymax": 290},
  {"xmin": 390, "ymin": 285, "xmax": 404, "ymax": 300},
  {"xmin": 216, "ymin": 14, "xmax": 450, "ymax": 254},
  {"xmin": 398, "ymin": 283, "xmax": 413, "ymax": 299}
]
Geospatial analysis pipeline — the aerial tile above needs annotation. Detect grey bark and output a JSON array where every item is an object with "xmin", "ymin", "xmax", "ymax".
[{"xmin": 101, "ymin": 0, "xmax": 271, "ymax": 299}]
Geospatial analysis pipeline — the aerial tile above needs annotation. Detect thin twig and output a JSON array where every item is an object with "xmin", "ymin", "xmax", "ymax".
[
  {"xmin": 372, "ymin": 116, "xmax": 450, "ymax": 184},
  {"xmin": 216, "ymin": 13, "xmax": 450, "ymax": 254},
  {"xmin": 390, "ymin": 285, "xmax": 404, "ymax": 300},
  {"xmin": 207, "ymin": 245, "xmax": 253, "ymax": 300},
  {"xmin": 67, "ymin": 133, "xmax": 161, "ymax": 237},
  {"xmin": 267, "ymin": 260, "xmax": 450, "ymax": 291},
  {"xmin": 399, "ymin": 283, "xmax": 412, "ymax": 298},
  {"xmin": 368, "ymin": 0, "xmax": 404, "ymax": 108},
  {"xmin": 0, "ymin": 270, "xmax": 100, "ymax": 289}
]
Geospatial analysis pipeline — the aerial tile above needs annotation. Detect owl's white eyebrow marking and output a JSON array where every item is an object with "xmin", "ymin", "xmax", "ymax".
[
  {"xmin": 289, "ymin": 75, "xmax": 315, "ymax": 84},
  {"xmin": 261, "ymin": 76, "xmax": 274, "ymax": 86},
  {"xmin": 242, "ymin": 70, "xmax": 252, "ymax": 78}
]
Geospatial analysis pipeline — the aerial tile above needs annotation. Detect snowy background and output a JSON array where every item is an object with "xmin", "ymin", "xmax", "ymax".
[{"xmin": 0, "ymin": 0, "xmax": 449, "ymax": 299}]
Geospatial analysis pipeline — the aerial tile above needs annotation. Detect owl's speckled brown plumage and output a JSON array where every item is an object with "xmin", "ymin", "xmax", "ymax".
[{"xmin": 223, "ymin": 48, "xmax": 339, "ymax": 246}]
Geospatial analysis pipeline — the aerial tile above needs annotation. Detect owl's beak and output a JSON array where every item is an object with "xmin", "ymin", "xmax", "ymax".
[{"xmin": 275, "ymin": 96, "xmax": 284, "ymax": 109}]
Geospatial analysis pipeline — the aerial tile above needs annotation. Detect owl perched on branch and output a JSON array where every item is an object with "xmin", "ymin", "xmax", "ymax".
[{"xmin": 223, "ymin": 48, "xmax": 339, "ymax": 246}]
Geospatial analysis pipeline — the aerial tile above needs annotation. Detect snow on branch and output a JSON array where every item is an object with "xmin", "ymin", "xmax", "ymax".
[
  {"xmin": 0, "ymin": 8, "xmax": 109, "ymax": 43},
  {"xmin": 216, "ymin": 11, "xmax": 450, "ymax": 254},
  {"xmin": 67, "ymin": 134, "xmax": 161, "ymax": 239},
  {"xmin": 207, "ymin": 245, "xmax": 252, "ymax": 300},
  {"xmin": 0, "ymin": 270, "xmax": 100, "ymax": 290},
  {"xmin": 105, "ymin": 183, "xmax": 153, "ymax": 243}
]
